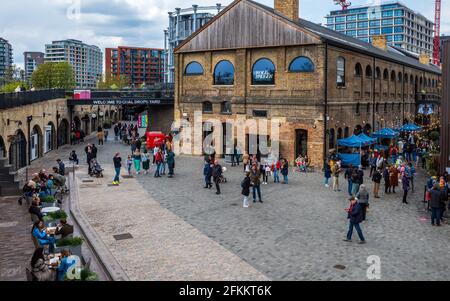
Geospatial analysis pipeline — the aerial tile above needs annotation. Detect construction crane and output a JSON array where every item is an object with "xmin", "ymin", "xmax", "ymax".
[
  {"xmin": 334, "ymin": 0, "xmax": 351, "ymax": 10},
  {"xmin": 433, "ymin": 0, "xmax": 441, "ymax": 66}
]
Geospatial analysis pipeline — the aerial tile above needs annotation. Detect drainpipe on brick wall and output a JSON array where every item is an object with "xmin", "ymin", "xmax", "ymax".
[
  {"xmin": 402, "ymin": 66, "xmax": 405, "ymax": 123},
  {"xmin": 372, "ymin": 58, "xmax": 376, "ymax": 131},
  {"xmin": 323, "ymin": 43, "xmax": 328, "ymax": 163}
]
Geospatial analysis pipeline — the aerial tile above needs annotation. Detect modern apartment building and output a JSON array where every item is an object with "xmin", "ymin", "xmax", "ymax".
[
  {"xmin": 325, "ymin": 1, "xmax": 434, "ymax": 56},
  {"xmin": 0, "ymin": 38, "xmax": 13, "ymax": 83},
  {"xmin": 23, "ymin": 52, "xmax": 44, "ymax": 82},
  {"xmin": 45, "ymin": 39, "xmax": 103, "ymax": 89},
  {"xmin": 164, "ymin": 4, "xmax": 225, "ymax": 83},
  {"xmin": 105, "ymin": 47, "xmax": 163, "ymax": 87}
]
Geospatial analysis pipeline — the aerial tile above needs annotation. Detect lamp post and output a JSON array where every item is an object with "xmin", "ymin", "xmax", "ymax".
[{"xmin": 26, "ymin": 115, "xmax": 32, "ymax": 165}]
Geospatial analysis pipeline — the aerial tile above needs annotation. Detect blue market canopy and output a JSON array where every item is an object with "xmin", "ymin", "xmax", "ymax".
[
  {"xmin": 397, "ymin": 123, "xmax": 423, "ymax": 132},
  {"xmin": 357, "ymin": 133, "xmax": 378, "ymax": 144},
  {"xmin": 372, "ymin": 128, "xmax": 400, "ymax": 139},
  {"xmin": 337, "ymin": 135, "xmax": 374, "ymax": 148}
]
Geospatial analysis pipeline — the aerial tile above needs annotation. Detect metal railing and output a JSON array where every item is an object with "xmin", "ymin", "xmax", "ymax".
[{"xmin": 0, "ymin": 89, "xmax": 66, "ymax": 109}]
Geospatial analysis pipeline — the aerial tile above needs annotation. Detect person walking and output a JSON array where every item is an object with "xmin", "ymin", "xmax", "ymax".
[
  {"xmin": 167, "ymin": 150, "xmax": 175, "ymax": 178},
  {"xmin": 274, "ymin": 159, "xmax": 281, "ymax": 183},
  {"xmin": 154, "ymin": 150, "xmax": 163, "ymax": 178},
  {"xmin": 203, "ymin": 160, "xmax": 213, "ymax": 189},
  {"xmin": 126, "ymin": 155, "xmax": 133, "ymax": 176},
  {"xmin": 369, "ymin": 153, "xmax": 377, "ymax": 178},
  {"xmin": 383, "ymin": 166, "xmax": 391, "ymax": 194},
  {"xmin": 345, "ymin": 165, "xmax": 354, "ymax": 196},
  {"xmin": 113, "ymin": 153, "xmax": 122, "ymax": 185},
  {"xmin": 372, "ymin": 168, "xmax": 382, "ymax": 198},
  {"xmin": 133, "ymin": 150, "xmax": 142, "ymax": 175},
  {"xmin": 250, "ymin": 164, "xmax": 262, "ymax": 203},
  {"xmin": 331, "ymin": 161, "xmax": 342, "ymax": 192},
  {"xmin": 97, "ymin": 129, "xmax": 105, "ymax": 146},
  {"xmin": 281, "ymin": 159, "xmax": 289, "ymax": 185},
  {"xmin": 241, "ymin": 172, "xmax": 251, "ymax": 208},
  {"xmin": 243, "ymin": 152, "xmax": 250, "ymax": 173},
  {"xmin": 402, "ymin": 173, "xmax": 410, "ymax": 204},
  {"xmin": 324, "ymin": 160, "xmax": 331, "ymax": 188},
  {"xmin": 356, "ymin": 185, "xmax": 369, "ymax": 221},
  {"xmin": 212, "ymin": 160, "xmax": 223, "ymax": 195},
  {"xmin": 343, "ymin": 197, "xmax": 366, "ymax": 244},
  {"xmin": 114, "ymin": 125, "xmax": 119, "ymax": 141},
  {"xmin": 85, "ymin": 144, "xmax": 95, "ymax": 175},
  {"xmin": 430, "ymin": 184, "xmax": 445, "ymax": 226},
  {"xmin": 389, "ymin": 165, "xmax": 399, "ymax": 194},
  {"xmin": 142, "ymin": 150, "xmax": 150, "ymax": 174}
]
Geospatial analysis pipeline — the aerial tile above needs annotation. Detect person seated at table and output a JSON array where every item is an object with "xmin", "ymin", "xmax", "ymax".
[
  {"xmin": 30, "ymin": 247, "xmax": 56, "ymax": 281},
  {"xmin": 57, "ymin": 249, "xmax": 76, "ymax": 281},
  {"xmin": 38, "ymin": 176, "xmax": 54, "ymax": 197},
  {"xmin": 31, "ymin": 221, "xmax": 56, "ymax": 253},
  {"xmin": 29, "ymin": 196, "xmax": 43, "ymax": 222},
  {"xmin": 51, "ymin": 167, "xmax": 66, "ymax": 189},
  {"xmin": 55, "ymin": 219, "xmax": 74, "ymax": 239},
  {"xmin": 69, "ymin": 150, "xmax": 79, "ymax": 165},
  {"xmin": 39, "ymin": 169, "xmax": 49, "ymax": 182}
]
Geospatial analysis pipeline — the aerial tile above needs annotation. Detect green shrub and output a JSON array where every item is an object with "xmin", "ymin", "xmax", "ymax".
[
  {"xmin": 56, "ymin": 236, "xmax": 83, "ymax": 247},
  {"xmin": 45, "ymin": 210, "xmax": 67, "ymax": 221},
  {"xmin": 80, "ymin": 268, "xmax": 99, "ymax": 281},
  {"xmin": 40, "ymin": 195, "xmax": 56, "ymax": 203}
]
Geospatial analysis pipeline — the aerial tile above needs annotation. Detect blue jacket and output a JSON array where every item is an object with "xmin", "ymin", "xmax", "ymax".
[
  {"xmin": 203, "ymin": 164, "xmax": 212, "ymax": 177},
  {"xmin": 57, "ymin": 256, "xmax": 76, "ymax": 281},
  {"xmin": 32, "ymin": 227, "xmax": 50, "ymax": 245},
  {"xmin": 348, "ymin": 203, "xmax": 364, "ymax": 224}
]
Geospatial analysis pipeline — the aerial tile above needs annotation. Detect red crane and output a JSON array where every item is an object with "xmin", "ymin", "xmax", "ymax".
[
  {"xmin": 433, "ymin": 0, "xmax": 441, "ymax": 66},
  {"xmin": 334, "ymin": 0, "xmax": 352, "ymax": 10}
]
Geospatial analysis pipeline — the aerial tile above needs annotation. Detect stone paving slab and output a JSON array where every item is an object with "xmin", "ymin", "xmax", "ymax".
[{"xmin": 74, "ymin": 167, "xmax": 269, "ymax": 281}]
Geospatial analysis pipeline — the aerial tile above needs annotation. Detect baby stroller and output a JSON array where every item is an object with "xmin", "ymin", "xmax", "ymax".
[{"xmin": 89, "ymin": 159, "xmax": 104, "ymax": 178}]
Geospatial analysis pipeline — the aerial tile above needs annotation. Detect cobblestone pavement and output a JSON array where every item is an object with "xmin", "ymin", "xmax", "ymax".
[{"xmin": 4, "ymin": 125, "xmax": 450, "ymax": 281}]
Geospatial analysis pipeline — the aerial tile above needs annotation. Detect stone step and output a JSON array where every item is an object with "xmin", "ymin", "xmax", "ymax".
[
  {"xmin": 0, "ymin": 181, "xmax": 22, "ymax": 197},
  {"xmin": 0, "ymin": 158, "xmax": 7, "ymax": 168},
  {"xmin": 0, "ymin": 173, "xmax": 15, "ymax": 182}
]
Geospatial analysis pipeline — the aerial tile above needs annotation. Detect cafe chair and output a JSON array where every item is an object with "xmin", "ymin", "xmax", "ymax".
[
  {"xmin": 31, "ymin": 235, "xmax": 49, "ymax": 253},
  {"xmin": 25, "ymin": 267, "xmax": 33, "ymax": 281}
]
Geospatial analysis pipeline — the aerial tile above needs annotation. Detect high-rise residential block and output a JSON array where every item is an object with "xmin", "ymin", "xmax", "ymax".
[
  {"xmin": 24, "ymin": 52, "xmax": 44, "ymax": 82},
  {"xmin": 0, "ymin": 38, "xmax": 13, "ymax": 83}
]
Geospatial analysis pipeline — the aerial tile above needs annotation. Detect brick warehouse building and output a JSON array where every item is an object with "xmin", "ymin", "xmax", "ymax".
[
  {"xmin": 105, "ymin": 46, "xmax": 164, "ymax": 87},
  {"xmin": 173, "ymin": 0, "xmax": 441, "ymax": 167}
]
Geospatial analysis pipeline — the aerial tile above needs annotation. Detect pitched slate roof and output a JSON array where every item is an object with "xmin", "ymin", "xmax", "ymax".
[{"xmin": 247, "ymin": 0, "xmax": 441, "ymax": 75}]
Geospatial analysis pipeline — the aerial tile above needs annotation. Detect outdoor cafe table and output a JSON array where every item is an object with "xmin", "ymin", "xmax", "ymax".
[{"xmin": 41, "ymin": 207, "xmax": 61, "ymax": 214}]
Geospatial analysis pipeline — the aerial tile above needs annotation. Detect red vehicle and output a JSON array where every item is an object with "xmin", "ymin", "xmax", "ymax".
[{"xmin": 146, "ymin": 132, "xmax": 167, "ymax": 149}]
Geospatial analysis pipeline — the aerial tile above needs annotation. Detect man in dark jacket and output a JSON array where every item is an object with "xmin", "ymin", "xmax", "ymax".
[
  {"xmin": 203, "ymin": 161, "xmax": 213, "ymax": 189},
  {"xmin": 345, "ymin": 165, "xmax": 354, "ymax": 197},
  {"xmin": 241, "ymin": 172, "xmax": 251, "ymax": 208},
  {"xmin": 430, "ymin": 184, "xmax": 445, "ymax": 226},
  {"xmin": 212, "ymin": 160, "xmax": 223, "ymax": 195},
  {"xmin": 343, "ymin": 197, "xmax": 366, "ymax": 244},
  {"xmin": 250, "ymin": 164, "xmax": 262, "ymax": 203},
  {"xmin": 55, "ymin": 219, "xmax": 74, "ymax": 239}
]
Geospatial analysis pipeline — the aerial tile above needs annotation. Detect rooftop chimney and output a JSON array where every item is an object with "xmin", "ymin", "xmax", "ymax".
[
  {"xmin": 372, "ymin": 35, "xmax": 387, "ymax": 51},
  {"xmin": 274, "ymin": 0, "xmax": 299, "ymax": 21}
]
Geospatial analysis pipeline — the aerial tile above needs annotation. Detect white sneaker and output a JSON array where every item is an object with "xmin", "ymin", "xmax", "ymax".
[{"xmin": 325, "ymin": 184, "xmax": 330, "ymax": 188}]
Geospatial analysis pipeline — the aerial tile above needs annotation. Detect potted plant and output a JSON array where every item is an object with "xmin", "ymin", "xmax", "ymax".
[
  {"xmin": 40, "ymin": 195, "xmax": 56, "ymax": 208},
  {"xmin": 56, "ymin": 236, "xmax": 83, "ymax": 258},
  {"xmin": 43, "ymin": 209, "xmax": 68, "ymax": 227},
  {"xmin": 80, "ymin": 268, "xmax": 99, "ymax": 281}
]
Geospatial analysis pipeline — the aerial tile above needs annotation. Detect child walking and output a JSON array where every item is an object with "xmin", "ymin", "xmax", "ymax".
[{"xmin": 127, "ymin": 155, "xmax": 133, "ymax": 175}]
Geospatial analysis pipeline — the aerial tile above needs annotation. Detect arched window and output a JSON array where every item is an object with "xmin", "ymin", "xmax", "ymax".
[
  {"xmin": 419, "ymin": 77, "xmax": 423, "ymax": 87},
  {"xmin": 367, "ymin": 103, "xmax": 371, "ymax": 113},
  {"xmin": 410, "ymin": 75, "xmax": 414, "ymax": 85},
  {"xmin": 354, "ymin": 63, "xmax": 362, "ymax": 76},
  {"xmin": 356, "ymin": 102, "xmax": 360, "ymax": 115},
  {"xmin": 365, "ymin": 65, "xmax": 372, "ymax": 77},
  {"xmin": 384, "ymin": 103, "xmax": 388, "ymax": 113},
  {"xmin": 428, "ymin": 78, "xmax": 431, "ymax": 87},
  {"xmin": 288, "ymin": 56, "xmax": 314, "ymax": 72},
  {"xmin": 336, "ymin": 57, "xmax": 346, "ymax": 87},
  {"xmin": 0, "ymin": 135, "xmax": 5, "ymax": 158},
  {"xmin": 202, "ymin": 101, "xmax": 213, "ymax": 113},
  {"xmin": 252, "ymin": 58, "xmax": 276, "ymax": 85},
  {"xmin": 391, "ymin": 70, "xmax": 396, "ymax": 82},
  {"xmin": 185, "ymin": 61, "xmax": 204, "ymax": 75},
  {"xmin": 344, "ymin": 127, "xmax": 350, "ymax": 138},
  {"xmin": 329, "ymin": 128, "xmax": 335, "ymax": 149},
  {"xmin": 391, "ymin": 103, "xmax": 395, "ymax": 111},
  {"xmin": 383, "ymin": 69, "xmax": 389, "ymax": 80},
  {"xmin": 405, "ymin": 74, "xmax": 408, "ymax": 83},
  {"xmin": 354, "ymin": 125, "xmax": 363, "ymax": 135},
  {"xmin": 375, "ymin": 67, "xmax": 381, "ymax": 79},
  {"xmin": 398, "ymin": 72, "xmax": 403, "ymax": 83},
  {"xmin": 221, "ymin": 101, "xmax": 232, "ymax": 114},
  {"xmin": 337, "ymin": 128, "xmax": 343, "ymax": 140},
  {"xmin": 214, "ymin": 60, "xmax": 235, "ymax": 85},
  {"xmin": 376, "ymin": 103, "xmax": 380, "ymax": 113}
]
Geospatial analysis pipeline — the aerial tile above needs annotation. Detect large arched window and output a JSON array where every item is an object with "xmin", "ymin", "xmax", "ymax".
[
  {"xmin": 391, "ymin": 70, "xmax": 396, "ymax": 82},
  {"xmin": 214, "ymin": 60, "xmax": 235, "ymax": 85},
  {"xmin": 252, "ymin": 58, "xmax": 276, "ymax": 85},
  {"xmin": 288, "ymin": 56, "xmax": 315, "ymax": 72},
  {"xmin": 365, "ymin": 65, "xmax": 372, "ymax": 77},
  {"xmin": 354, "ymin": 63, "xmax": 362, "ymax": 76},
  {"xmin": 185, "ymin": 61, "xmax": 204, "ymax": 75},
  {"xmin": 375, "ymin": 67, "xmax": 381, "ymax": 79},
  {"xmin": 383, "ymin": 69, "xmax": 389, "ymax": 80},
  {"xmin": 202, "ymin": 101, "xmax": 213, "ymax": 113},
  {"xmin": 398, "ymin": 72, "xmax": 403, "ymax": 83},
  {"xmin": 221, "ymin": 101, "xmax": 232, "ymax": 114},
  {"xmin": 336, "ymin": 57, "xmax": 346, "ymax": 87}
]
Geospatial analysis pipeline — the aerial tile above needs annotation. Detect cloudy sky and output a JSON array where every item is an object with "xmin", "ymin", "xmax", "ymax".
[{"xmin": 1, "ymin": 0, "xmax": 449, "ymax": 69}]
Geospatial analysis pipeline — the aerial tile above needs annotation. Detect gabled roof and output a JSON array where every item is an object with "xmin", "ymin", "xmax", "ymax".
[{"xmin": 177, "ymin": 0, "xmax": 441, "ymax": 75}]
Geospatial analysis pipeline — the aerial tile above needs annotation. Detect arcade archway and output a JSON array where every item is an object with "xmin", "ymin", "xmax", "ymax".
[{"xmin": 9, "ymin": 130, "xmax": 27, "ymax": 171}]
